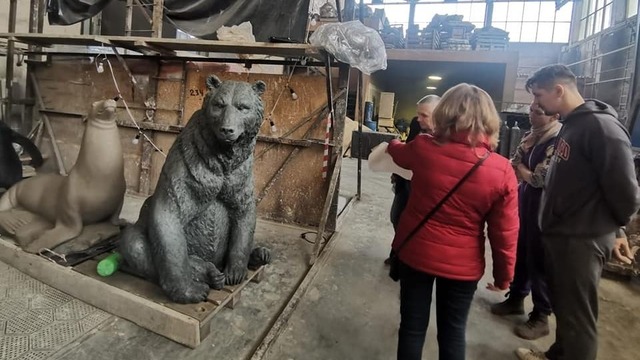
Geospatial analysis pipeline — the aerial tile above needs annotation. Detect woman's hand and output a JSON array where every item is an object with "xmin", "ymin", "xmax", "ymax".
[
  {"xmin": 613, "ymin": 234, "xmax": 634, "ymax": 265},
  {"xmin": 486, "ymin": 283, "xmax": 508, "ymax": 292}
]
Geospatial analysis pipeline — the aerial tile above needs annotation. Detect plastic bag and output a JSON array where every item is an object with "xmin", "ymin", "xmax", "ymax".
[{"xmin": 309, "ymin": 20, "xmax": 387, "ymax": 75}]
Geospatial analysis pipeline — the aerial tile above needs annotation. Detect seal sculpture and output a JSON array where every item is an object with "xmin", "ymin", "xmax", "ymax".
[
  {"xmin": 0, "ymin": 99, "xmax": 126, "ymax": 253},
  {"xmin": 0, "ymin": 121, "xmax": 43, "ymax": 190},
  {"xmin": 118, "ymin": 75, "xmax": 272, "ymax": 304}
]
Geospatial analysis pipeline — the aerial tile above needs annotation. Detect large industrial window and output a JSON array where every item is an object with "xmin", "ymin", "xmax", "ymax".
[
  {"xmin": 364, "ymin": 0, "xmax": 572, "ymax": 43},
  {"xmin": 366, "ymin": 0, "xmax": 487, "ymax": 31},
  {"xmin": 629, "ymin": 0, "xmax": 638, "ymax": 18},
  {"xmin": 578, "ymin": 0, "xmax": 614, "ymax": 40},
  {"xmin": 491, "ymin": 1, "xmax": 574, "ymax": 43}
]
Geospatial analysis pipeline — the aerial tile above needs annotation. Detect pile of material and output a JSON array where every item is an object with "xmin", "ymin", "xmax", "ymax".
[
  {"xmin": 471, "ymin": 26, "xmax": 510, "ymax": 51},
  {"xmin": 406, "ymin": 14, "xmax": 474, "ymax": 50},
  {"xmin": 436, "ymin": 15, "xmax": 475, "ymax": 51},
  {"xmin": 381, "ymin": 25, "xmax": 406, "ymax": 49},
  {"xmin": 406, "ymin": 24, "xmax": 440, "ymax": 49}
]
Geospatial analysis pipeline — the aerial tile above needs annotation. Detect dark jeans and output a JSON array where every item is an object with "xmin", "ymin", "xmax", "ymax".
[
  {"xmin": 398, "ymin": 263, "xmax": 478, "ymax": 360},
  {"xmin": 542, "ymin": 234, "xmax": 614, "ymax": 360},
  {"xmin": 509, "ymin": 220, "xmax": 552, "ymax": 315}
]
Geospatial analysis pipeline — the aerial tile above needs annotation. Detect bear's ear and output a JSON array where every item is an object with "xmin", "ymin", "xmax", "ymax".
[
  {"xmin": 252, "ymin": 81, "xmax": 266, "ymax": 96},
  {"xmin": 206, "ymin": 75, "xmax": 222, "ymax": 91}
]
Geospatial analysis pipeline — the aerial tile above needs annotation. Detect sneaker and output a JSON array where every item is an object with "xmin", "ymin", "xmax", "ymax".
[
  {"xmin": 491, "ymin": 292, "xmax": 525, "ymax": 315},
  {"xmin": 515, "ymin": 348, "xmax": 548, "ymax": 360},
  {"xmin": 515, "ymin": 312, "xmax": 550, "ymax": 340}
]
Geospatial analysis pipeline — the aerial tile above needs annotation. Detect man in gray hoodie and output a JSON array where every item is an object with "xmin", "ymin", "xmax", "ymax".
[{"xmin": 515, "ymin": 65, "xmax": 640, "ymax": 360}]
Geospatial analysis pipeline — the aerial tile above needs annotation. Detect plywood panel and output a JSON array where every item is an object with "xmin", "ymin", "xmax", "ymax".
[{"xmin": 32, "ymin": 57, "xmax": 339, "ymax": 227}]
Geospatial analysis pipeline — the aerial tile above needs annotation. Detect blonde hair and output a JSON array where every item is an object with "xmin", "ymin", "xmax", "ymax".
[{"xmin": 432, "ymin": 83, "xmax": 500, "ymax": 150}]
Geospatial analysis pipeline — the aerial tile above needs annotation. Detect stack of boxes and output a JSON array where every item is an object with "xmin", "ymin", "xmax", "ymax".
[
  {"xmin": 377, "ymin": 92, "xmax": 395, "ymax": 130},
  {"xmin": 471, "ymin": 27, "xmax": 510, "ymax": 51},
  {"xmin": 438, "ymin": 16, "xmax": 475, "ymax": 51}
]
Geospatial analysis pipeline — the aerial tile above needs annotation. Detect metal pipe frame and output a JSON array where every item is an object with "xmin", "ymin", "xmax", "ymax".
[{"xmin": 4, "ymin": 0, "xmax": 18, "ymax": 123}]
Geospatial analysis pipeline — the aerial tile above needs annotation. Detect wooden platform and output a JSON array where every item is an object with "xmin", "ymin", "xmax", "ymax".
[
  {"xmin": 0, "ymin": 33, "xmax": 322, "ymax": 60},
  {"xmin": 0, "ymin": 236, "xmax": 265, "ymax": 348}
]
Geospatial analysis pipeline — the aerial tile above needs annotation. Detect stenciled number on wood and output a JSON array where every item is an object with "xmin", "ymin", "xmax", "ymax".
[{"xmin": 189, "ymin": 88, "xmax": 204, "ymax": 97}]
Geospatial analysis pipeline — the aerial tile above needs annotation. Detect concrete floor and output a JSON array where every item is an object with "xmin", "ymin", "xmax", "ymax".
[
  {"xmin": 1, "ymin": 158, "xmax": 640, "ymax": 359},
  {"xmin": 264, "ymin": 158, "xmax": 640, "ymax": 360}
]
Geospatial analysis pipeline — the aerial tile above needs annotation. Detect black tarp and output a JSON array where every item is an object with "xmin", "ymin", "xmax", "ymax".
[{"xmin": 47, "ymin": 0, "xmax": 311, "ymax": 42}]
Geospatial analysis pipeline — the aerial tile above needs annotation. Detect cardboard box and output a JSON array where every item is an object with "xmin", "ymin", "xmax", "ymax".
[
  {"xmin": 378, "ymin": 92, "xmax": 395, "ymax": 119},
  {"xmin": 378, "ymin": 117, "xmax": 394, "ymax": 128}
]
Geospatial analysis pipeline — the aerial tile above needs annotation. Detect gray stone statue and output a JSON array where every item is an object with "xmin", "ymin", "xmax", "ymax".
[{"xmin": 119, "ymin": 75, "xmax": 272, "ymax": 304}]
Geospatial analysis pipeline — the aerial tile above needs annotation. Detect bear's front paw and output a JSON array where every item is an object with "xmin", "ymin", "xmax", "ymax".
[
  {"xmin": 224, "ymin": 262, "xmax": 248, "ymax": 285},
  {"xmin": 170, "ymin": 281, "xmax": 210, "ymax": 304},
  {"xmin": 207, "ymin": 268, "xmax": 225, "ymax": 290},
  {"xmin": 249, "ymin": 246, "xmax": 272, "ymax": 270}
]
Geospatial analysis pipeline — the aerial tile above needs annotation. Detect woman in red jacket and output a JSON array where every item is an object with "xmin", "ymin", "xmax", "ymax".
[{"xmin": 387, "ymin": 83, "xmax": 519, "ymax": 360}]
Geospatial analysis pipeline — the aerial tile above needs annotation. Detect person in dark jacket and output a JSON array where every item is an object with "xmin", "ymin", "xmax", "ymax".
[
  {"xmin": 390, "ymin": 95, "xmax": 441, "ymax": 229},
  {"xmin": 490, "ymin": 103, "xmax": 561, "ymax": 340},
  {"xmin": 388, "ymin": 83, "xmax": 519, "ymax": 360},
  {"xmin": 516, "ymin": 65, "xmax": 640, "ymax": 360},
  {"xmin": 385, "ymin": 95, "xmax": 440, "ymax": 265}
]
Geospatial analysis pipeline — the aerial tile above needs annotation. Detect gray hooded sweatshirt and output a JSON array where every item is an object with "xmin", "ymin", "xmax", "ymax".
[{"xmin": 539, "ymin": 99, "xmax": 640, "ymax": 237}]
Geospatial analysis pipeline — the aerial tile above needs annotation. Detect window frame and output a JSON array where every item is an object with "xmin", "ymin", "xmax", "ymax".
[{"xmin": 578, "ymin": 0, "xmax": 614, "ymax": 40}]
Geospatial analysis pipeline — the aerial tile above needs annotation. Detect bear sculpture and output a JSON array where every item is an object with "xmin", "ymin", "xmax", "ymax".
[{"xmin": 119, "ymin": 75, "xmax": 272, "ymax": 304}]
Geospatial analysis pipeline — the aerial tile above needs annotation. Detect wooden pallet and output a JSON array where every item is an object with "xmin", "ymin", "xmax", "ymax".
[{"xmin": 0, "ymin": 236, "xmax": 264, "ymax": 348}]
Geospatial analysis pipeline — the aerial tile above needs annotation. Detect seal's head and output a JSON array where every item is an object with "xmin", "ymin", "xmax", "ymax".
[{"xmin": 90, "ymin": 99, "xmax": 118, "ymax": 122}]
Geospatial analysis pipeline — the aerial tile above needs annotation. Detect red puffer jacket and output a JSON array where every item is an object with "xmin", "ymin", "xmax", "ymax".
[{"xmin": 388, "ymin": 132, "xmax": 519, "ymax": 288}]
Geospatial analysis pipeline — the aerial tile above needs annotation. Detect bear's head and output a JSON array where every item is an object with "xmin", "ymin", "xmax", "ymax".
[
  {"xmin": 202, "ymin": 75, "xmax": 266, "ymax": 145},
  {"xmin": 89, "ymin": 99, "xmax": 118, "ymax": 122}
]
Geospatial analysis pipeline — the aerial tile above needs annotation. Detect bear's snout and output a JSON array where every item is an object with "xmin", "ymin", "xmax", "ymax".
[
  {"xmin": 215, "ymin": 123, "xmax": 241, "ymax": 143},
  {"xmin": 219, "ymin": 126, "xmax": 236, "ymax": 136}
]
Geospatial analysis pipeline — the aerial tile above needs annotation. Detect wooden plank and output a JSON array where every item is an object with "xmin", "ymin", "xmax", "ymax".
[
  {"xmin": 138, "ymin": 139, "xmax": 154, "ymax": 194},
  {"xmin": 256, "ymin": 135, "xmax": 330, "ymax": 148},
  {"xmin": 117, "ymin": 119, "xmax": 182, "ymax": 133},
  {"xmin": 73, "ymin": 260, "xmax": 218, "ymax": 323},
  {"xmin": 152, "ymin": 0, "xmax": 164, "ymax": 38},
  {"xmin": 310, "ymin": 157, "xmax": 342, "ymax": 265},
  {"xmin": 29, "ymin": 72, "xmax": 67, "ymax": 176},
  {"xmin": 249, "ymin": 231, "xmax": 340, "ymax": 360},
  {"xmin": 386, "ymin": 48, "xmax": 519, "ymax": 64},
  {"xmin": 0, "ymin": 238, "xmax": 202, "ymax": 348},
  {"xmin": 0, "ymin": 34, "xmax": 322, "ymax": 59},
  {"xmin": 131, "ymin": 41, "xmax": 176, "ymax": 56},
  {"xmin": 125, "ymin": 0, "xmax": 134, "ymax": 37}
]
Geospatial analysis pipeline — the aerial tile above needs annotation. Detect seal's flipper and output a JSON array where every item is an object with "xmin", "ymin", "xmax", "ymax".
[{"xmin": 0, "ymin": 209, "xmax": 41, "ymax": 236}]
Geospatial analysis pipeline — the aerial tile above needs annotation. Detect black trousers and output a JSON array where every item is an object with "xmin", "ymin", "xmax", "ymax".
[{"xmin": 398, "ymin": 263, "xmax": 478, "ymax": 360}]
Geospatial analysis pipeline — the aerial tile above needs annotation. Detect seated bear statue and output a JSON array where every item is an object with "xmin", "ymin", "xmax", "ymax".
[{"xmin": 119, "ymin": 75, "xmax": 272, "ymax": 304}]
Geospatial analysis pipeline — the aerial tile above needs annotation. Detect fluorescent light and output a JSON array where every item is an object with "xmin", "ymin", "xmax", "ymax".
[
  {"xmin": 428, "ymin": 75, "xmax": 442, "ymax": 81},
  {"xmin": 426, "ymin": 86, "xmax": 437, "ymax": 90}
]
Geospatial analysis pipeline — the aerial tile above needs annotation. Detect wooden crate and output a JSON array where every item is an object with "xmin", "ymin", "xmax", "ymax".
[
  {"xmin": 476, "ymin": 42, "xmax": 508, "ymax": 51},
  {"xmin": 377, "ymin": 117, "xmax": 394, "ymax": 128},
  {"xmin": 378, "ymin": 92, "xmax": 395, "ymax": 119},
  {"xmin": 0, "ymin": 236, "xmax": 265, "ymax": 348}
]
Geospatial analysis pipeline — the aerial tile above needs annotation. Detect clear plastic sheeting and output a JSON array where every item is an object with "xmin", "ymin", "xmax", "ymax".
[
  {"xmin": 309, "ymin": 21, "xmax": 387, "ymax": 75},
  {"xmin": 47, "ymin": 0, "xmax": 311, "ymax": 43}
]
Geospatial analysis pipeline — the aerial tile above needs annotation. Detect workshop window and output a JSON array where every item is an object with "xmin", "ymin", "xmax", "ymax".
[
  {"xmin": 366, "ymin": 0, "xmax": 487, "ymax": 35},
  {"xmin": 578, "ymin": 0, "xmax": 614, "ymax": 40},
  {"xmin": 491, "ymin": 1, "xmax": 573, "ymax": 43},
  {"xmin": 629, "ymin": 0, "xmax": 638, "ymax": 18}
]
